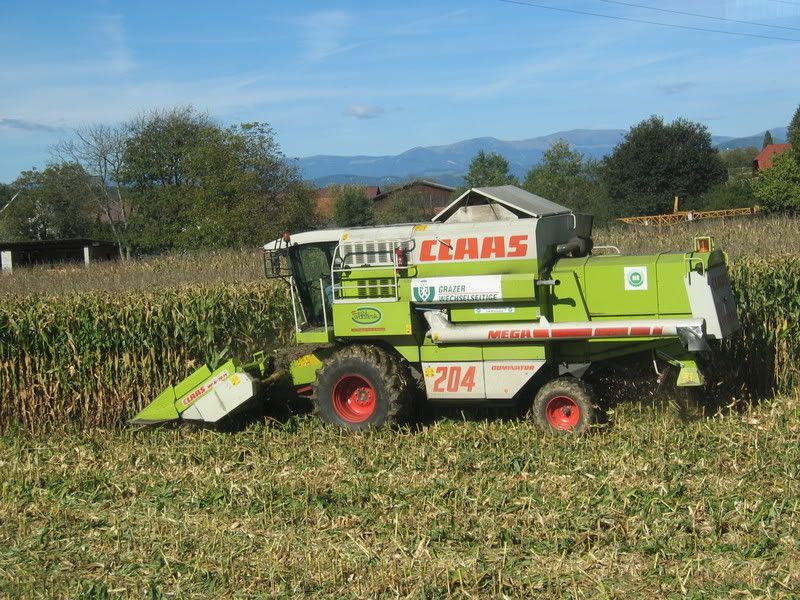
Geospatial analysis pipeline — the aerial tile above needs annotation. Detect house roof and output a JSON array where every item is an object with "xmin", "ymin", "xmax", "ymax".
[
  {"xmin": 754, "ymin": 144, "xmax": 791, "ymax": 170},
  {"xmin": 373, "ymin": 179, "xmax": 455, "ymax": 202},
  {"xmin": 432, "ymin": 185, "xmax": 572, "ymax": 222}
]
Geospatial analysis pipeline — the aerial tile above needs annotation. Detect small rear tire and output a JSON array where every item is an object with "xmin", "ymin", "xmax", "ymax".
[
  {"xmin": 531, "ymin": 377, "xmax": 598, "ymax": 435},
  {"xmin": 312, "ymin": 345, "xmax": 411, "ymax": 431}
]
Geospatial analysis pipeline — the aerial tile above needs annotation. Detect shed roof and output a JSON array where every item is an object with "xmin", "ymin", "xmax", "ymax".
[
  {"xmin": 432, "ymin": 185, "xmax": 572, "ymax": 222},
  {"xmin": 373, "ymin": 179, "xmax": 455, "ymax": 202},
  {"xmin": 0, "ymin": 238, "xmax": 117, "ymax": 251}
]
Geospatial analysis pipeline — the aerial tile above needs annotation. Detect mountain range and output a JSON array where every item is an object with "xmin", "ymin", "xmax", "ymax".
[{"xmin": 296, "ymin": 127, "xmax": 788, "ymax": 188}]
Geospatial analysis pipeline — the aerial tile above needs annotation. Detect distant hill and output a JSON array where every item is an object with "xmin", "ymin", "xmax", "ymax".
[
  {"xmin": 300, "ymin": 126, "xmax": 786, "ymax": 187},
  {"xmin": 715, "ymin": 127, "xmax": 787, "ymax": 150}
]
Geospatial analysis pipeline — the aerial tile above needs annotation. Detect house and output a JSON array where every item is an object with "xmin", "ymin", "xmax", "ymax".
[
  {"xmin": 315, "ymin": 185, "xmax": 382, "ymax": 221},
  {"xmin": 753, "ymin": 144, "xmax": 792, "ymax": 171},
  {"xmin": 0, "ymin": 238, "xmax": 118, "ymax": 274},
  {"xmin": 371, "ymin": 180, "xmax": 455, "ymax": 217}
]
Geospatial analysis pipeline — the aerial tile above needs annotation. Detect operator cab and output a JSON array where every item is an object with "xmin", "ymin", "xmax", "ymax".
[{"xmin": 264, "ymin": 229, "xmax": 345, "ymax": 329}]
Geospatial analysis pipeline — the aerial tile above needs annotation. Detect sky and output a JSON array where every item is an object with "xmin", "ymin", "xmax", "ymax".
[{"xmin": 1, "ymin": 0, "xmax": 799, "ymax": 182}]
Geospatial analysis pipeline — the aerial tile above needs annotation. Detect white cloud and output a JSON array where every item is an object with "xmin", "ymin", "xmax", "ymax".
[
  {"xmin": 302, "ymin": 11, "xmax": 361, "ymax": 62},
  {"xmin": 345, "ymin": 105, "xmax": 384, "ymax": 119},
  {"xmin": 92, "ymin": 14, "xmax": 135, "ymax": 75}
]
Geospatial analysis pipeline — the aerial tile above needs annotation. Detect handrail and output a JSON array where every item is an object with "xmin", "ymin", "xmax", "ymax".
[
  {"xmin": 330, "ymin": 238, "xmax": 413, "ymax": 303},
  {"xmin": 319, "ymin": 277, "xmax": 328, "ymax": 334}
]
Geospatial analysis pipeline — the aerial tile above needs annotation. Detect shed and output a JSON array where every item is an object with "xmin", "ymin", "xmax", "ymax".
[
  {"xmin": 372, "ymin": 180, "xmax": 455, "ymax": 217},
  {"xmin": 0, "ymin": 238, "xmax": 118, "ymax": 274}
]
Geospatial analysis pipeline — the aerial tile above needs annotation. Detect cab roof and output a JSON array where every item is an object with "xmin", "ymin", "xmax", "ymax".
[{"xmin": 264, "ymin": 228, "xmax": 346, "ymax": 250}]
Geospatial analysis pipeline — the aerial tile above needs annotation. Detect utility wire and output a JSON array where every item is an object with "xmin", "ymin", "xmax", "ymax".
[
  {"xmin": 762, "ymin": 0, "xmax": 800, "ymax": 7},
  {"xmin": 498, "ymin": 0, "xmax": 800, "ymax": 42},
  {"xmin": 597, "ymin": 0, "xmax": 800, "ymax": 32}
]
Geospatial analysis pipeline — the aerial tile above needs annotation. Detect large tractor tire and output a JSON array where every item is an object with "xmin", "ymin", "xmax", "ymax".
[
  {"xmin": 531, "ymin": 376, "xmax": 598, "ymax": 435},
  {"xmin": 312, "ymin": 345, "xmax": 412, "ymax": 431}
]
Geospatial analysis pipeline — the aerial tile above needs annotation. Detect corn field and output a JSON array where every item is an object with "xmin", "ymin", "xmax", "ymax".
[
  {"xmin": 0, "ymin": 282, "xmax": 293, "ymax": 432},
  {"xmin": 717, "ymin": 256, "xmax": 800, "ymax": 395},
  {"xmin": 1, "ymin": 218, "xmax": 799, "ymax": 433}
]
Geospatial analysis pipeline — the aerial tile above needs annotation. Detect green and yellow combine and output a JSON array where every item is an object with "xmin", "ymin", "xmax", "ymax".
[{"xmin": 131, "ymin": 186, "xmax": 739, "ymax": 434}]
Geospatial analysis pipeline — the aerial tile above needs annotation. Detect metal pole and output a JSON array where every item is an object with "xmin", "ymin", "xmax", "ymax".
[{"xmin": 0, "ymin": 192, "xmax": 21, "ymax": 217}]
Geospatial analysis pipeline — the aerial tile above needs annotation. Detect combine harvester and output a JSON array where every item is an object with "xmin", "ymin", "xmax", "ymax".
[{"xmin": 131, "ymin": 186, "xmax": 740, "ymax": 434}]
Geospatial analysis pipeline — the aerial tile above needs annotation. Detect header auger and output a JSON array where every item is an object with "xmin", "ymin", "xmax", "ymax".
[{"xmin": 131, "ymin": 185, "xmax": 740, "ymax": 434}]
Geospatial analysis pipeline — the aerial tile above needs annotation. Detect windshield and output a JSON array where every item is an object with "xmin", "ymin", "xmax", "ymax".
[{"xmin": 291, "ymin": 243, "xmax": 335, "ymax": 326}]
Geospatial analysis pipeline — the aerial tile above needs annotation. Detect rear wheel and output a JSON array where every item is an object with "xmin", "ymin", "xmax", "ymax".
[
  {"xmin": 531, "ymin": 377, "xmax": 597, "ymax": 434},
  {"xmin": 312, "ymin": 345, "xmax": 411, "ymax": 430}
]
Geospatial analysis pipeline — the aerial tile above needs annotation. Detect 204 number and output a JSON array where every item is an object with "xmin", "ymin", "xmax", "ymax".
[{"xmin": 432, "ymin": 365, "xmax": 477, "ymax": 393}]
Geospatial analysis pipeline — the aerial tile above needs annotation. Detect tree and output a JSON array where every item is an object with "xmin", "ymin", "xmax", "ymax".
[
  {"xmin": 55, "ymin": 123, "xmax": 130, "ymax": 257},
  {"xmin": 602, "ymin": 115, "xmax": 727, "ymax": 215},
  {"xmin": 273, "ymin": 180, "xmax": 320, "ymax": 234},
  {"xmin": 751, "ymin": 151, "xmax": 800, "ymax": 213},
  {"xmin": 0, "ymin": 183, "xmax": 13, "ymax": 240},
  {"xmin": 692, "ymin": 177, "xmax": 755, "ymax": 211},
  {"xmin": 464, "ymin": 150, "xmax": 516, "ymax": 187},
  {"xmin": 374, "ymin": 188, "xmax": 436, "ymax": 225},
  {"xmin": 522, "ymin": 140, "xmax": 611, "ymax": 222},
  {"xmin": 719, "ymin": 147, "xmax": 758, "ymax": 174},
  {"xmin": 174, "ymin": 121, "xmax": 309, "ymax": 249},
  {"xmin": 762, "ymin": 130, "xmax": 774, "ymax": 149},
  {"xmin": 0, "ymin": 183, "xmax": 12, "ymax": 208},
  {"xmin": 333, "ymin": 185, "xmax": 374, "ymax": 227},
  {"xmin": 3, "ymin": 164, "xmax": 98, "ymax": 241},
  {"xmin": 119, "ymin": 108, "xmax": 305, "ymax": 251},
  {"xmin": 789, "ymin": 104, "xmax": 800, "ymax": 155}
]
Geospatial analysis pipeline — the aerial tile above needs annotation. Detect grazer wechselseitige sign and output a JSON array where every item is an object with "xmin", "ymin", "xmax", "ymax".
[{"xmin": 412, "ymin": 275, "xmax": 503, "ymax": 304}]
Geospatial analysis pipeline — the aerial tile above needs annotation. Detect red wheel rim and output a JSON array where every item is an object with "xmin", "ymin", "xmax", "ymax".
[
  {"xmin": 546, "ymin": 395, "xmax": 581, "ymax": 430},
  {"xmin": 332, "ymin": 375, "xmax": 377, "ymax": 423}
]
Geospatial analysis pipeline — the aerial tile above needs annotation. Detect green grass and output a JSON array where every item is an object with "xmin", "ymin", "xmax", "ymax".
[{"xmin": 2, "ymin": 395, "xmax": 799, "ymax": 599}]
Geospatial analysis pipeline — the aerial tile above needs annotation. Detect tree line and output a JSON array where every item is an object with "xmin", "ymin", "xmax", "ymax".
[
  {"xmin": 1, "ymin": 106, "xmax": 798, "ymax": 250},
  {"xmin": 328, "ymin": 107, "xmax": 799, "ymax": 229},
  {"xmin": 0, "ymin": 107, "xmax": 318, "ymax": 255},
  {"xmin": 459, "ymin": 109, "xmax": 800, "ymax": 222}
]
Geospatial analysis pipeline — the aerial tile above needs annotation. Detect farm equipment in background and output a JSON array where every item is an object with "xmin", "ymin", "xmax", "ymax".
[
  {"xmin": 617, "ymin": 195, "xmax": 760, "ymax": 226},
  {"xmin": 131, "ymin": 185, "xmax": 740, "ymax": 434}
]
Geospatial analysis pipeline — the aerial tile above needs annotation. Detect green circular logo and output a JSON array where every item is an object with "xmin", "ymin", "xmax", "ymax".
[
  {"xmin": 352, "ymin": 307, "xmax": 382, "ymax": 325},
  {"xmin": 629, "ymin": 271, "xmax": 643, "ymax": 287}
]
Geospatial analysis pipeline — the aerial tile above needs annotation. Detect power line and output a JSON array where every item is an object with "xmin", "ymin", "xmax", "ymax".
[
  {"xmin": 497, "ymin": 0, "xmax": 800, "ymax": 43},
  {"xmin": 762, "ymin": 0, "xmax": 800, "ymax": 7},
  {"xmin": 597, "ymin": 0, "xmax": 800, "ymax": 32}
]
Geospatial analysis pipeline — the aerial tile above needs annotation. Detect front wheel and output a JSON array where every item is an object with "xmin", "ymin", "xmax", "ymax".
[
  {"xmin": 312, "ymin": 345, "xmax": 411, "ymax": 431},
  {"xmin": 531, "ymin": 377, "xmax": 598, "ymax": 435}
]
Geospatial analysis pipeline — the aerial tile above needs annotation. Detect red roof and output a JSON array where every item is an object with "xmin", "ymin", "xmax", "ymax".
[{"xmin": 754, "ymin": 144, "xmax": 791, "ymax": 170}]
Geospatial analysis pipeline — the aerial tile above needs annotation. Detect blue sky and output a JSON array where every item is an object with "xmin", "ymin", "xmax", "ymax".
[{"xmin": 1, "ymin": 0, "xmax": 799, "ymax": 182}]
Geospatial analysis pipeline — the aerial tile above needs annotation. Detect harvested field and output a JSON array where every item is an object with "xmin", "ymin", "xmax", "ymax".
[{"xmin": 1, "ymin": 395, "xmax": 799, "ymax": 598}]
